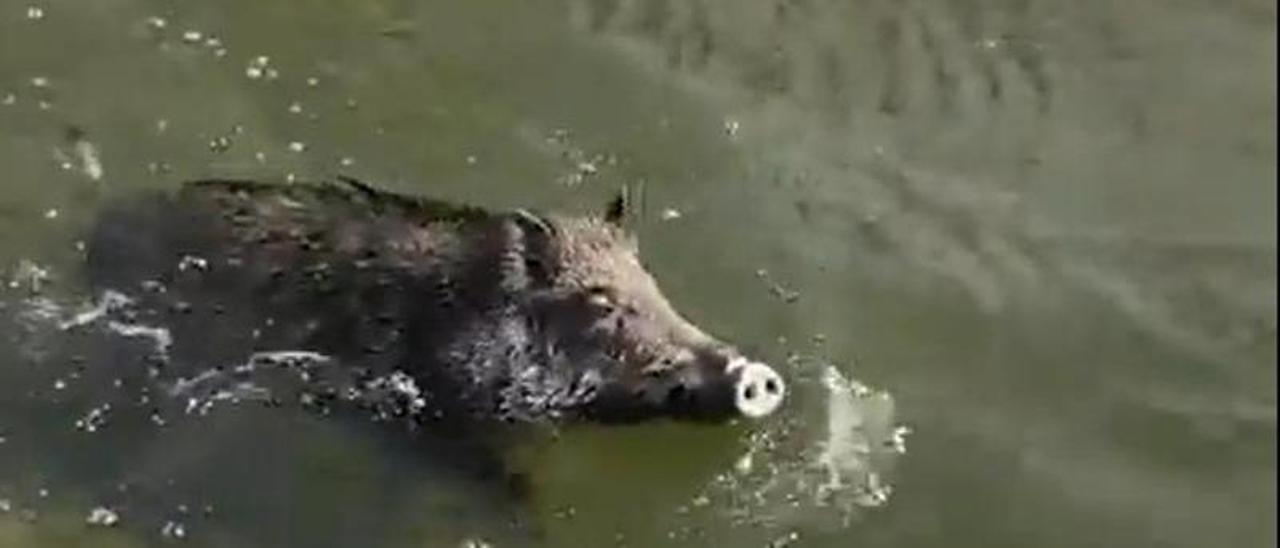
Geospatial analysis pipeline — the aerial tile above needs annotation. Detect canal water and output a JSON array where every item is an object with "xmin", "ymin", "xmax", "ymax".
[{"xmin": 1, "ymin": 1, "xmax": 1274, "ymax": 547}]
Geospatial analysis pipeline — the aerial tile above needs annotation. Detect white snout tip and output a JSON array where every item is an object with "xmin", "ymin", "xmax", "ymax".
[{"xmin": 727, "ymin": 357, "xmax": 786, "ymax": 419}]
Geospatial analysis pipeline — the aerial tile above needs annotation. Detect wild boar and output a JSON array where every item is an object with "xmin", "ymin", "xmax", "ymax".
[{"xmin": 86, "ymin": 178, "xmax": 785, "ymax": 425}]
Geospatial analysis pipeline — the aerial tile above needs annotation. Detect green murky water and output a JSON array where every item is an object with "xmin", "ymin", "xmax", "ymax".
[{"xmin": 1, "ymin": 0, "xmax": 1275, "ymax": 547}]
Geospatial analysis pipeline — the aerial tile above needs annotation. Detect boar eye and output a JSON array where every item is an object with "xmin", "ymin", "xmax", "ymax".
[{"xmin": 585, "ymin": 286, "xmax": 615, "ymax": 311}]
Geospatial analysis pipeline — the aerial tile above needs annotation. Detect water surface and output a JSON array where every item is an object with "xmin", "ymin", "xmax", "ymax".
[{"xmin": 1, "ymin": 0, "xmax": 1275, "ymax": 547}]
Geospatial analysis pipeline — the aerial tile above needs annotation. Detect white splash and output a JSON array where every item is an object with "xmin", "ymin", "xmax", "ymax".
[
  {"xmin": 8, "ymin": 259, "xmax": 52, "ymax": 292},
  {"xmin": 689, "ymin": 357, "xmax": 906, "ymax": 532},
  {"xmin": 51, "ymin": 137, "xmax": 104, "ymax": 181},
  {"xmin": 166, "ymin": 350, "xmax": 442, "ymax": 422},
  {"xmin": 75, "ymin": 403, "xmax": 112, "ymax": 433},
  {"xmin": 183, "ymin": 383, "xmax": 273, "ymax": 416},
  {"xmin": 160, "ymin": 520, "xmax": 186, "ymax": 540},
  {"xmin": 85, "ymin": 506, "xmax": 120, "ymax": 527},
  {"xmin": 169, "ymin": 351, "xmax": 334, "ymax": 415},
  {"xmin": 814, "ymin": 366, "xmax": 901, "ymax": 507},
  {"xmin": 99, "ymin": 321, "xmax": 169, "ymax": 361},
  {"xmin": 22, "ymin": 290, "xmax": 172, "ymax": 360},
  {"xmin": 56, "ymin": 290, "xmax": 132, "ymax": 330},
  {"xmin": 76, "ymin": 139, "xmax": 104, "ymax": 181}
]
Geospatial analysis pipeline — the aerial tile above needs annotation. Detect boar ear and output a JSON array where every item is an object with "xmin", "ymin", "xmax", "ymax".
[{"xmin": 604, "ymin": 187, "xmax": 630, "ymax": 226}]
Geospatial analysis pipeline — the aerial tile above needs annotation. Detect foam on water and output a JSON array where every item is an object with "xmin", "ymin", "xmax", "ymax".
[
  {"xmin": 13, "ymin": 290, "xmax": 385, "ymax": 420},
  {"xmin": 8, "ymin": 287, "xmax": 910, "ymax": 544},
  {"xmin": 688, "ymin": 356, "xmax": 907, "ymax": 533},
  {"xmin": 165, "ymin": 350, "xmax": 436, "ymax": 420},
  {"xmin": 25, "ymin": 289, "xmax": 174, "ymax": 361},
  {"xmin": 54, "ymin": 290, "xmax": 133, "ymax": 329}
]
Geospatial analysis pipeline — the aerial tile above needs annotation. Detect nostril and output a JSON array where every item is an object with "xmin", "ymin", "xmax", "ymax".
[
  {"xmin": 764, "ymin": 379, "xmax": 779, "ymax": 395},
  {"xmin": 743, "ymin": 385, "xmax": 757, "ymax": 400}
]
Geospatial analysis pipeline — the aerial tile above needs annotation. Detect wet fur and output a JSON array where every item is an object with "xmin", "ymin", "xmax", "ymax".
[{"xmin": 87, "ymin": 179, "xmax": 730, "ymax": 425}]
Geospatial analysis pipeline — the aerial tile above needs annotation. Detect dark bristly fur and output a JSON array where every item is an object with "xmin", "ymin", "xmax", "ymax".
[{"xmin": 87, "ymin": 179, "xmax": 764, "ymax": 425}]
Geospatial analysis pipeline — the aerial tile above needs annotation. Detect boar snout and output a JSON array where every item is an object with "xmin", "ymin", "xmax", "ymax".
[
  {"xmin": 726, "ymin": 357, "xmax": 786, "ymax": 419},
  {"xmin": 659, "ymin": 350, "xmax": 786, "ymax": 420}
]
